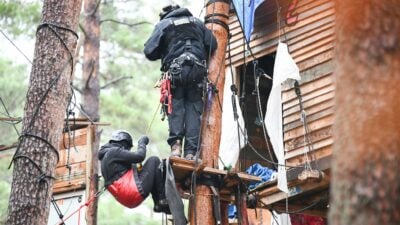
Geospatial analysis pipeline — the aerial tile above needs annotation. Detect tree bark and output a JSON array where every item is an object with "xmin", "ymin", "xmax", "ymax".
[
  {"xmin": 82, "ymin": 0, "xmax": 101, "ymax": 225},
  {"xmin": 6, "ymin": 1, "xmax": 82, "ymax": 224},
  {"xmin": 189, "ymin": 1, "xmax": 230, "ymax": 225},
  {"xmin": 330, "ymin": 0, "xmax": 400, "ymax": 225}
]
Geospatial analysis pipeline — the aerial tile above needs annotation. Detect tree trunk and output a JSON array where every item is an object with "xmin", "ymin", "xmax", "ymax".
[
  {"xmin": 189, "ymin": 1, "xmax": 230, "ymax": 225},
  {"xmin": 330, "ymin": 0, "xmax": 400, "ymax": 225},
  {"xmin": 82, "ymin": 0, "xmax": 101, "ymax": 224},
  {"xmin": 6, "ymin": 1, "xmax": 82, "ymax": 224}
]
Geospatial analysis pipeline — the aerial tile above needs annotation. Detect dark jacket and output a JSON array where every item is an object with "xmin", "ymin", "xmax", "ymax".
[
  {"xmin": 144, "ymin": 8, "xmax": 218, "ymax": 71},
  {"xmin": 98, "ymin": 142, "xmax": 146, "ymax": 187}
]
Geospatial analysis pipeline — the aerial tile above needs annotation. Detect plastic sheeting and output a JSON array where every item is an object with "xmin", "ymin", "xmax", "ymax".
[
  {"xmin": 265, "ymin": 42, "xmax": 300, "ymax": 193},
  {"xmin": 218, "ymin": 68, "xmax": 246, "ymax": 170},
  {"xmin": 272, "ymin": 211, "xmax": 292, "ymax": 225},
  {"xmin": 229, "ymin": 163, "xmax": 276, "ymax": 219},
  {"xmin": 231, "ymin": 0, "xmax": 265, "ymax": 41},
  {"xmin": 246, "ymin": 163, "xmax": 276, "ymax": 190}
]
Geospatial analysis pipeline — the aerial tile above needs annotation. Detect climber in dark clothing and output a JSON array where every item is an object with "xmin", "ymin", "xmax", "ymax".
[
  {"xmin": 98, "ymin": 130, "xmax": 169, "ymax": 213},
  {"xmin": 144, "ymin": 4, "xmax": 217, "ymax": 160}
]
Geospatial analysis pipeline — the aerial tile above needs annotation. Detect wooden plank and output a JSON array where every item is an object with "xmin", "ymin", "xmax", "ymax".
[
  {"xmin": 293, "ymin": 37, "xmax": 334, "ymax": 63},
  {"xmin": 282, "ymin": 60, "xmax": 334, "ymax": 91},
  {"xmin": 283, "ymin": 70, "xmax": 333, "ymax": 101},
  {"xmin": 169, "ymin": 157, "xmax": 262, "ymax": 183},
  {"xmin": 286, "ymin": 144, "xmax": 332, "ymax": 166},
  {"xmin": 283, "ymin": 97, "xmax": 334, "ymax": 125},
  {"xmin": 54, "ymin": 176, "xmax": 86, "ymax": 189},
  {"xmin": 59, "ymin": 127, "xmax": 88, "ymax": 149},
  {"xmin": 284, "ymin": 114, "xmax": 333, "ymax": 141},
  {"xmin": 297, "ymin": 49, "xmax": 333, "ymax": 71},
  {"xmin": 283, "ymin": 83, "xmax": 334, "ymax": 110},
  {"xmin": 285, "ymin": 125, "xmax": 333, "ymax": 151},
  {"xmin": 283, "ymin": 106, "xmax": 334, "ymax": 132},
  {"xmin": 228, "ymin": 6, "xmax": 335, "ymax": 65},
  {"xmin": 57, "ymin": 145, "xmax": 87, "ymax": 166},
  {"xmin": 53, "ymin": 126, "xmax": 90, "ymax": 194},
  {"xmin": 271, "ymin": 202, "xmax": 328, "ymax": 217},
  {"xmin": 258, "ymin": 173, "xmax": 330, "ymax": 205},
  {"xmin": 55, "ymin": 161, "xmax": 86, "ymax": 178},
  {"xmin": 53, "ymin": 177, "xmax": 86, "ymax": 194}
]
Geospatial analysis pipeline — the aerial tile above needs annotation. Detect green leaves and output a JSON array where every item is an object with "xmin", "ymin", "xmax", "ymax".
[{"xmin": 0, "ymin": 1, "xmax": 41, "ymax": 37}]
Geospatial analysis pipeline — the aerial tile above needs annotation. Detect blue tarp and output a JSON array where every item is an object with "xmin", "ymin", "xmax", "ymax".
[
  {"xmin": 228, "ymin": 163, "xmax": 276, "ymax": 218},
  {"xmin": 246, "ymin": 163, "xmax": 276, "ymax": 189},
  {"xmin": 231, "ymin": 0, "xmax": 265, "ymax": 42}
]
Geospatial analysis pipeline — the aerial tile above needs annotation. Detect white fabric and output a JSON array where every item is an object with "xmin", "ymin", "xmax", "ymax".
[
  {"xmin": 271, "ymin": 211, "xmax": 292, "ymax": 225},
  {"xmin": 218, "ymin": 68, "xmax": 246, "ymax": 170},
  {"xmin": 265, "ymin": 42, "xmax": 300, "ymax": 193}
]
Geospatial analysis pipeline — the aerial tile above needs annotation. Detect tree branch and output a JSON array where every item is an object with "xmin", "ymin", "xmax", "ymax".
[
  {"xmin": 0, "ymin": 143, "xmax": 18, "ymax": 152},
  {"xmin": 85, "ymin": 61, "xmax": 95, "ymax": 89},
  {"xmin": 99, "ymin": 19, "xmax": 150, "ymax": 27},
  {"xmin": 71, "ymin": 83, "xmax": 83, "ymax": 94},
  {"xmin": 90, "ymin": 0, "xmax": 102, "ymax": 16},
  {"xmin": 100, "ymin": 76, "xmax": 133, "ymax": 89}
]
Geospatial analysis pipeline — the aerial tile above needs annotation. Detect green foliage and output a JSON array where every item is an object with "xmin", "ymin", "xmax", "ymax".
[
  {"xmin": 0, "ymin": 57, "xmax": 27, "ymax": 145},
  {"xmin": 0, "ymin": 154, "xmax": 12, "ymax": 225},
  {"xmin": 0, "ymin": 1, "xmax": 41, "ymax": 37},
  {"xmin": 0, "ymin": 0, "xmax": 202, "ymax": 223},
  {"xmin": 96, "ymin": 0, "xmax": 170, "ymax": 157}
]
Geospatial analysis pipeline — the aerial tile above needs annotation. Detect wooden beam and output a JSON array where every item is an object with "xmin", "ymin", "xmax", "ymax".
[
  {"xmin": 0, "ymin": 117, "xmax": 21, "ymax": 122},
  {"xmin": 258, "ymin": 172, "xmax": 330, "ymax": 205},
  {"xmin": 170, "ymin": 156, "xmax": 262, "ymax": 184},
  {"xmin": 271, "ymin": 202, "xmax": 328, "ymax": 218},
  {"xmin": 0, "ymin": 143, "xmax": 18, "ymax": 152}
]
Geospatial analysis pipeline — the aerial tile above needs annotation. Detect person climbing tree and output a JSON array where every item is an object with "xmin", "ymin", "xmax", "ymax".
[
  {"xmin": 144, "ymin": 4, "xmax": 218, "ymax": 160},
  {"xmin": 98, "ymin": 130, "xmax": 170, "ymax": 213}
]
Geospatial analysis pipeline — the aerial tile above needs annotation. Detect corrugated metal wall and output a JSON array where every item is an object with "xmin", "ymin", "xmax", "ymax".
[{"xmin": 228, "ymin": 0, "xmax": 335, "ymax": 167}]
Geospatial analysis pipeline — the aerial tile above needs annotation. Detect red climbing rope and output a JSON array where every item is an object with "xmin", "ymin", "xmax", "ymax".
[
  {"xmin": 160, "ymin": 73, "xmax": 172, "ymax": 115},
  {"xmin": 56, "ymin": 187, "xmax": 105, "ymax": 225}
]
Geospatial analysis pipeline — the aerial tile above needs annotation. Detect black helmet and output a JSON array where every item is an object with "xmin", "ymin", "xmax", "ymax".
[
  {"xmin": 109, "ymin": 130, "xmax": 133, "ymax": 148},
  {"xmin": 159, "ymin": 4, "xmax": 180, "ymax": 20}
]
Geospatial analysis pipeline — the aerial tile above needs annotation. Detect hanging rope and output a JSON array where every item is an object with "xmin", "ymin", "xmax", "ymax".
[{"xmin": 56, "ymin": 187, "xmax": 105, "ymax": 225}]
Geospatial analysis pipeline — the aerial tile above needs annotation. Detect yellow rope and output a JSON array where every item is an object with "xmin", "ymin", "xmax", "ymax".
[{"xmin": 145, "ymin": 102, "xmax": 161, "ymax": 134}]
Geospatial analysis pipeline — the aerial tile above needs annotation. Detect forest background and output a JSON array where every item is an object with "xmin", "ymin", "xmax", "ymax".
[{"xmin": 0, "ymin": 0, "xmax": 202, "ymax": 224}]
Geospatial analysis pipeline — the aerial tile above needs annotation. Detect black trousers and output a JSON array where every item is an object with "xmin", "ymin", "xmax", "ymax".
[
  {"xmin": 167, "ymin": 83, "xmax": 203, "ymax": 157},
  {"xmin": 137, "ymin": 156, "xmax": 164, "ymax": 204}
]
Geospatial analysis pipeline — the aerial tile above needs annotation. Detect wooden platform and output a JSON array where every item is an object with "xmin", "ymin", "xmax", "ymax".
[
  {"xmin": 169, "ymin": 156, "xmax": 329, "ymax": 217},
  {"xmin": 169, "ymin": 156, "xmax": 262, "ymax": 200},
  {"xmin": 251, "ymin": 169, "xmax": 330, "ymax": 217}
]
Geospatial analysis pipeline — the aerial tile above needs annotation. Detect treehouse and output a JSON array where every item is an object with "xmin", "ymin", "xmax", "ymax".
[
  {"xmin": 50, "ymin": 0, "xmax": 335, "ymax": 224},
  {"xmin": 223, "ymin": 0, "xmax": 333, "ymax": 219},
  {"xmin": 168, "ymin": 0, "xmax": 333, "ymax": 223}
]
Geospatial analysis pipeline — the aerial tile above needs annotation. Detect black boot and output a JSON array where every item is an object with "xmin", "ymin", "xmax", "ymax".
[{"xmin": 153, "ymin": 199, "xmax": 171, "ymax": 214}]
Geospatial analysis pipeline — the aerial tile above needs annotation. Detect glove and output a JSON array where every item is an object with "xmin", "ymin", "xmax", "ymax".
[{"xmin": 138, "ymin": 136, "xmax": 149, "ymax": 146}]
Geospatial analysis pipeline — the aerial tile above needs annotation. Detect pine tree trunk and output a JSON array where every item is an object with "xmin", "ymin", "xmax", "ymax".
[
  {"xmin": 330, "ymin": 0, "xmax": 400, "ymax": 224},
  {"xmin": 6, "ymin": 1, "xmax": 82, "ymax": 224},
  {"xmin": 189, "ymin": 1, "xmax": 230, "ymax": 225},
  {"xmin": 82, "ymin": 0, "xmax": 101, "ymax": 224}
]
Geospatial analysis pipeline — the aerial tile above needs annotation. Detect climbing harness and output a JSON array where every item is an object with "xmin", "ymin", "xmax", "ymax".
[{"xmin": 159, "ymin": 72, "xmax": 173, "ymax": 120}]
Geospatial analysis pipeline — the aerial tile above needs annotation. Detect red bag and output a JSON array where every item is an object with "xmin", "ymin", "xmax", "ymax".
[{"xmin": 107, "ymin": 168, "xmax": 144, "ymax": 208}]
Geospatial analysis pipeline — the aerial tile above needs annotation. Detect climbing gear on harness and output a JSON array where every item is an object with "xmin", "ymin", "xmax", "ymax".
[
  {"xmin": 168, "ymin": 51, "xmax": 207, "ymax": 86},
  {"xmin": 159, "ymin": 72, "xmax": 172, "ymax": 120},
  {"xmin": 171, "ymin": 140, "xmax": 182, "ymax": 157}
]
